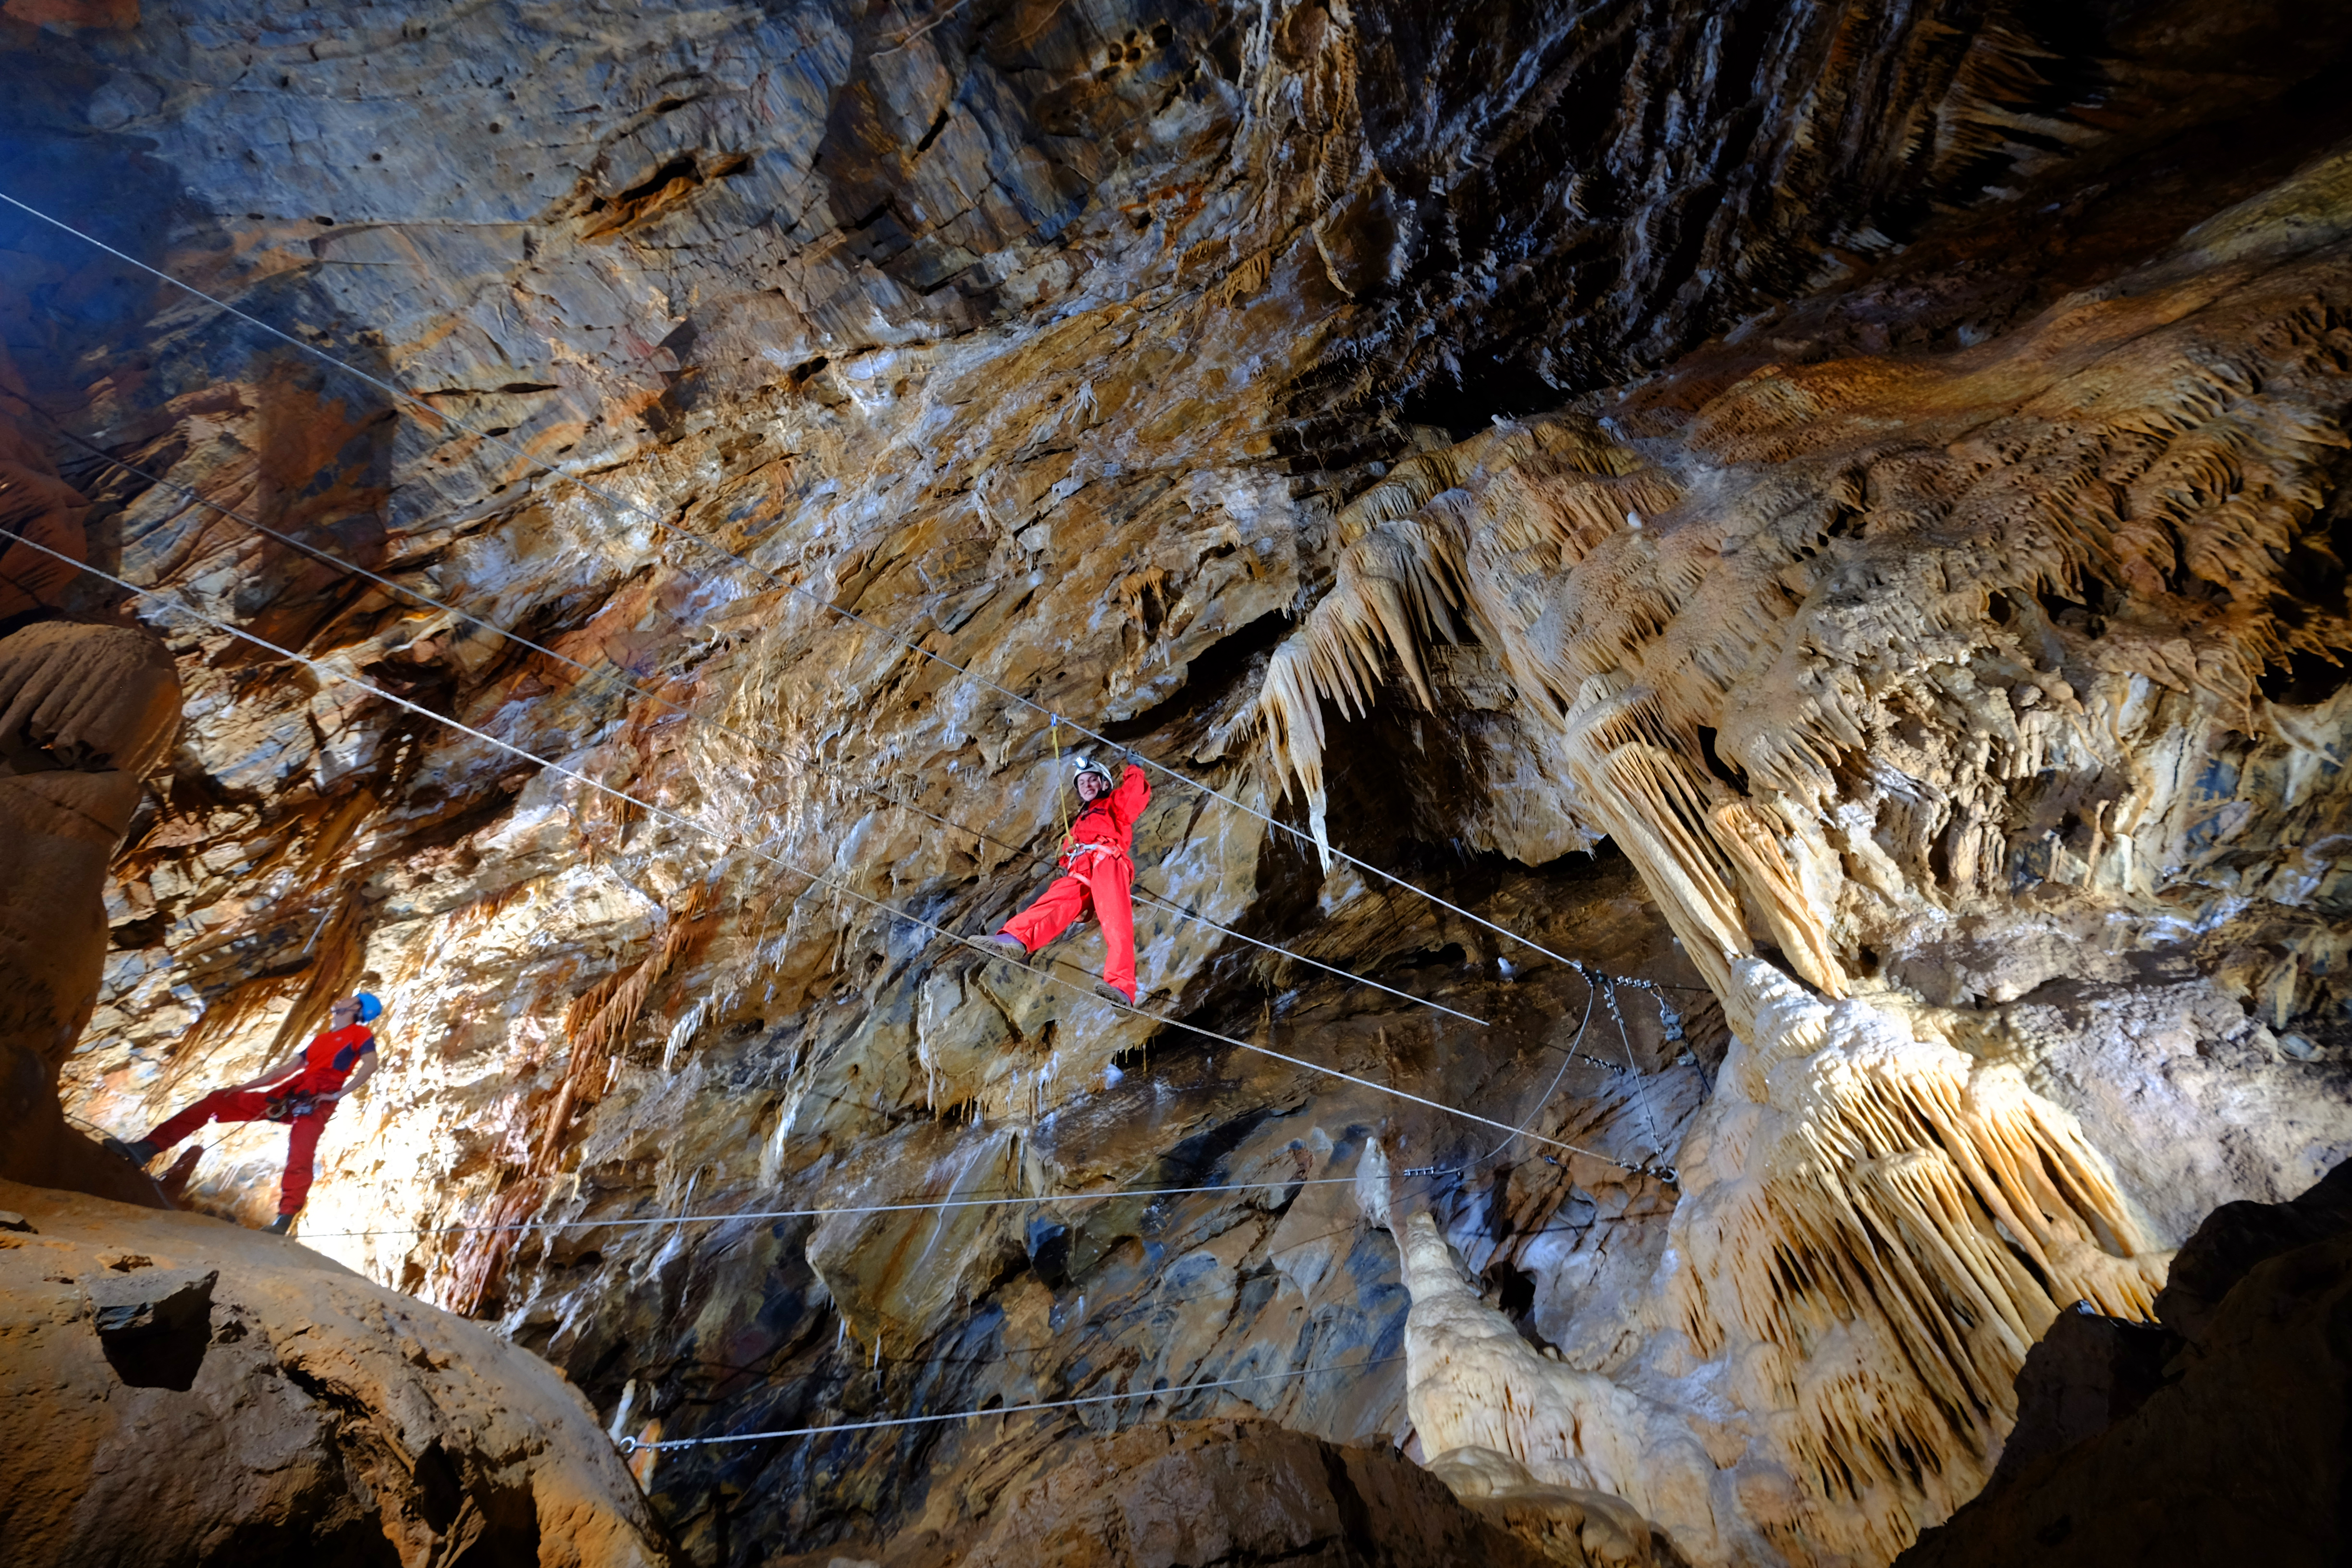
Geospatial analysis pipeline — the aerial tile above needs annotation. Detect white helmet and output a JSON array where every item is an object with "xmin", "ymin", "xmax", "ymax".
[{"xmin": 1071, "ymin": 756, "xmax": 1113, "ymax": 789}]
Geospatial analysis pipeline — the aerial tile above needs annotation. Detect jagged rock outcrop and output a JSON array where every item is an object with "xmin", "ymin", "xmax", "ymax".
[
  {"xmin": 0, "ymin": 617, "xmax": 181, "ymax": 1204},
  {"xmin": 0, "ymin": 355, "xmax": 183, "ymax": 1206},
  {"xmin": 0, "ymin": 387, "xmax": 673, "ymax": 1565},
  {"xmin": 1358, "ymin": 956, "xmax": 2191, "ymax": 1564},
  {"xmin": 4, "ymin": 1, "xmax": 2352, "ymax": 1564}
]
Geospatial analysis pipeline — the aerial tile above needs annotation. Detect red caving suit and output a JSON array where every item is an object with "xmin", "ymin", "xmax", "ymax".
[
  {"xmin": 1000, "ymin": 765, "xmax": 1152, "ymax": 1002},
  {"xmin": 143, "ymin": 1022, "xmax": 377, "ymax": 1216}
]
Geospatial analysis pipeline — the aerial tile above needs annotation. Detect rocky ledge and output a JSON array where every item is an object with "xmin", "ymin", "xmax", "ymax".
[{"xmin": 0, "ymin": 1179, "xmax": 673, "ymax": 1567}]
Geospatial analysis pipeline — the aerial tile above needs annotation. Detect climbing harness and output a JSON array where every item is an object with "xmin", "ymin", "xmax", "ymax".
[
  {"xmin": 871, "ymin": 778, "xmax": 1491, "ymax": 1025},
  {"xmin": 262, "ymin": 1092, "xmax": 321, "ymax": 1124},
  {"xmin": 617, "ymin": 1354, "xmax": 1406, "ymax": 1453},
  {"xmin": 0, "ymin": 188, "xmax": 1691, "ymax": 1037},
  {"xmin": 14, "ymin": 535, "xmax": 1655, "ymax": 1174}
]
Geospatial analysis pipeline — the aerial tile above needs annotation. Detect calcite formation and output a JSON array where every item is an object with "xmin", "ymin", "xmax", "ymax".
[
  {"xmin": 5, "ymin": 1, "xmax": 2352, "ymax": 1565},
  {"xmin": 1359, "ymin": 956, "xmax": 2181, "ymax": 1563},
  {"xmin": 1254, "ymin": 157, "xmax": 2352, "ymax": 1022},
  {"xmin": 0, "ymin": 361, "xmax": 183, "ymax": 1207},
  {"xmin": 1357, "ymin": 1136, "xmax": 1726, "ymax": 1560}
]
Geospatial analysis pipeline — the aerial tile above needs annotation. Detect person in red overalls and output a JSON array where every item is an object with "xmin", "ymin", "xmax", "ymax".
[
  {"xmin": 992, "ymin": 754, "xmax": 1151, "ymax": 1004},
  {"xmin": 110, "ymin": 992, "xmax": 383, "ymax": 1233}
]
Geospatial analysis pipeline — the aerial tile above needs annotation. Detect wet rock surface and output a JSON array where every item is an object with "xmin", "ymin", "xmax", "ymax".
[{"xmin": 1, "ymin": 1, "xmax": 2351, "ymax": 1564}]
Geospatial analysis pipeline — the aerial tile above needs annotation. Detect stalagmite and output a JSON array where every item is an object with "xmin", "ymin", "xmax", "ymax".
[
  {"xmin": 1360, "ymin": 953, "xmax": 2174, "ymax": 1566},
  {"xmin": 1358, "ymin": 1136, "xmax": 1738, "ymax": 1563},
  {"xmin": 18, "ymin": 5, "xmax": 2352, "ymax": 1563},
  {"xmin": 1669, "ymin": 961, "xmax": 2169, "ymax": 1560}
]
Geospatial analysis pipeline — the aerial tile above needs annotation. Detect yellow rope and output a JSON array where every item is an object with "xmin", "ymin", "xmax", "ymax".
[{"xmin": 1050, "ymin": 716, "xmax": 1074, "ymax": 858}]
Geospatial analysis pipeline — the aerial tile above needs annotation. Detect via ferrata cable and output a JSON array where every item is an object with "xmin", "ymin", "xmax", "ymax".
[
  {"xmin": 0, "ymin": 190, "xmax": 1691, "ymax": 1021},
  {"xmin": 7, "ymin": 531, "xmax": 1656, "ymax": 1176},
  {"xmin": 34, "ymin": 418, "xmax": 1492, "ymax": 1029},
  {"xmin": 296, "ymin": 1176, "xmax": 1370, "ymax": 1240},
  {"xmin": 619, "ymin": 1355, "xmax": 1405, "ymax": 1452}
]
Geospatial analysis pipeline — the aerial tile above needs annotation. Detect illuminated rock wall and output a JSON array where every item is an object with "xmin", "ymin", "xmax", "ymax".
[{"xmin": 4, "ymin": 2, "xmax": 2351, "ymax": 1563}]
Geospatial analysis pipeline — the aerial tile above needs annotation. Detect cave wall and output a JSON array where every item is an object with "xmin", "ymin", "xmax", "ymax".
[{"xmin": 4, "ymin": 1, "xmax": 2352, "ymax": 1564}]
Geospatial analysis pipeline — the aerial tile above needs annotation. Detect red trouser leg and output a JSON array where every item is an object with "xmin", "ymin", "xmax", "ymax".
[
  {"xmin": 278, "ymin": 1101, "xmax": 335, "ymax": 1215},
  {"xmin": 1001, "ymin": 873, "xmax": 1094, "ymax": 952},
  {"xmin": 146, "ymin": 1087, "xmax": 272, "ymax": 1150},
  {"xmin": 1083, "ymin": 853, "xmax": 1137, "ymax": 1000}
]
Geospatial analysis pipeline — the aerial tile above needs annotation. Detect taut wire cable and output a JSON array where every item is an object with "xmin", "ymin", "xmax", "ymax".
[
  {"xmin": 1467, "ymin": 971, "xmax": 1598, "ymax": 1167},
  {"xmin": 37, "ymin": 417, "xmax": 1491, "ymax": 1028},
  {"xmin": 7, "ymin": 530, "xmax": 1658, "ymax": 1176},
  {"xmin": 0, "ymin": 188, "xmax": 1693, "ymax": 1014},
  {"xmin": 620, "ymin": 1354, "xmax": 1407, "ymax": 1452},
  {"xmin": 297, "ymin": 1176, "xmax": 1373, "ymax": 1240}
]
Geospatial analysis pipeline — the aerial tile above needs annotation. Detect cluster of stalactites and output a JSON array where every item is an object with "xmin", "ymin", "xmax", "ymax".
[
  {"xmin": 1362, "ymin": 962, "xmax": 2169, "ymax": 1567},
  {"xmin": 1255, "ymin": 414, "xmax": 1661, "ymax": 866},
  {"xmin": 1669, "ymin": 961, "xmax": 2169, "ymax": 1562},
  {"xmin": 1250, "ymin": 410, "xmax": 1853, "ymax": 998},
  {"xmin": 1251, "ymin": 287, "xmax": 2352, "ymax": 998}
]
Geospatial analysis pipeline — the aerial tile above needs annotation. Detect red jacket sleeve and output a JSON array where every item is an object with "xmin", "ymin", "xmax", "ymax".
[{"xmin": 1110, "ymin": 764, "xmax": 1151, "ymax": 834}]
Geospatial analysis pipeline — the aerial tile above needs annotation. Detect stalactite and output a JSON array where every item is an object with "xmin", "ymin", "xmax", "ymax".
[
  {"xmin": 1364, "ymin": 959, "xmax": 2171, "ymax": 1565},
  {"xmin": 1248, "ymin": 257, "xmax": 2352, "ymax": 1008},
  {"xmin": 1670, "ymin": 961, "xmax": 2168, "ymax": 1558}
]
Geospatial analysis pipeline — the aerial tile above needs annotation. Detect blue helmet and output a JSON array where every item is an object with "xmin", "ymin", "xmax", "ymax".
[{"xmin": 352, "ymin": 992, "xmax": 384, "ymax": 1024}]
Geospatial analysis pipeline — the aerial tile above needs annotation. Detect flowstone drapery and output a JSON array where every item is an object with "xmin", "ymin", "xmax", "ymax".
[{"xmin": 1363, "ymin": 958, "xmax": 2170, "ymax": 1565}]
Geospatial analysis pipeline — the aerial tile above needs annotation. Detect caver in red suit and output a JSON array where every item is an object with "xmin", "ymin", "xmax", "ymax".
[
  {"xmin": 125, "ymin": 992, "xmax": 382, "ymax": 1230},
  {"xmin": 997, "ymin": 755, "xmax": 1151, "ymax": 1003}
]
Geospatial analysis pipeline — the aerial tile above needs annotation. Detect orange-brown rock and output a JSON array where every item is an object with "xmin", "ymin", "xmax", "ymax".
[
  {"xmin": 5, "ymin": 3, "xmax": 2352, "ymax": 1564},
  {"xmin": 0, "ymin": 474, "xmax": 183, "ymax": 1203}
]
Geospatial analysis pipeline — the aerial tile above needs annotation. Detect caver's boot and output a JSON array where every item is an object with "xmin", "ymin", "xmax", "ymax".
[
  {"xmin": 1093, "ymin": 981, "xmax": 1135, "ymax": 1007},
  {"xmin": 103, "ymin": 1136, "xmax": 159, "ymax": 1168},
  {"xmin": 267, "ymin": 1213, "xmax": 296, "ymax": 1235}
]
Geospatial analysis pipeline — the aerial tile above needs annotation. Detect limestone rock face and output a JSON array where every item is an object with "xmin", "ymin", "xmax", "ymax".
[
  {"xmin": 3, "ymin": 1, "xmax": 2352, "ymax": 1565},
  {"xmin": 0, "ymin": 618, "xmax": 181, "ymax": 1204},
  {"xmin": 0, "ymin": 400, "xmax": 671, "ymax": 1566},
  {"xmin": 838, "ymin": 1418, "xmax": 1564, "ymax": 1568},
  {"xmin": 0, "ymin": 1178, "xmax": 673, "ymax": 1568}
]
